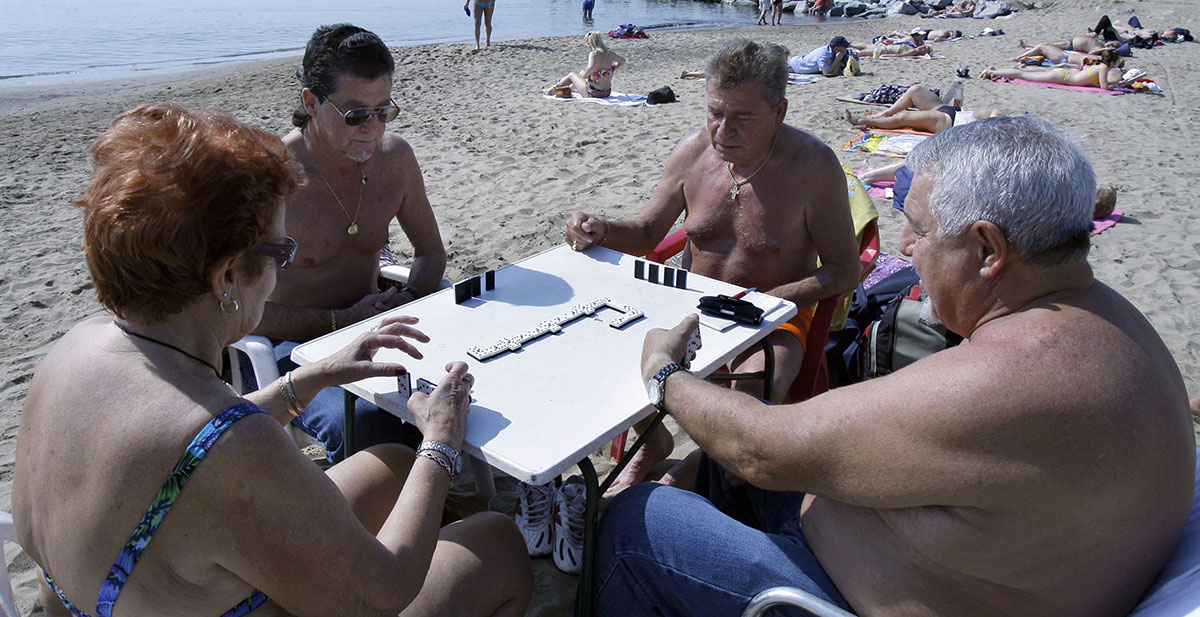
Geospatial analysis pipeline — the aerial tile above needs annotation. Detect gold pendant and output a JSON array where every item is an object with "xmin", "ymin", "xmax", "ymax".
[
  {"xmin": 730, "ymin": 185, "xmax": 740, "ymax": 200},
  {"xmin": 347, "ymin": 223, "xmax": 359, "ymax": 235}
]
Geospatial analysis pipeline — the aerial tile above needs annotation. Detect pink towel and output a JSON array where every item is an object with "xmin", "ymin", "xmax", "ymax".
[
  {"xmin": 855, "ymin": 167, "xmax": 895, "ymax": 198},
  {"xmin": 993, "ymin": 77, "xmax": 1127, "ymax": 95},
  {"xmin": 1091, "ymin": 209, "xmax": 1123, "ymax": 236}
]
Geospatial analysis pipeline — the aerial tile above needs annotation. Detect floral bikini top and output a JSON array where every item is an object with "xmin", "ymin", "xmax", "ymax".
[{"xmin": 43, "ymin": 403, "xmax": 269, "ymax": 617}]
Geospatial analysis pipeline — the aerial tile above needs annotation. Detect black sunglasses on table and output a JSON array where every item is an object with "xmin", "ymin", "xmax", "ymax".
[
  {"xmin": 249, "ymin": 236, "xmax": 298, "ymax": 269},
  {"xmin": 326, "ymin": 98, "xmax": 400, "ymax": 126}
]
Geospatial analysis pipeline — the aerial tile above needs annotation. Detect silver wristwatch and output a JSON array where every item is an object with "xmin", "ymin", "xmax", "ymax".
[{"xmin": 647, "ymin": 363, "xmax": 688, "ymax": 412}]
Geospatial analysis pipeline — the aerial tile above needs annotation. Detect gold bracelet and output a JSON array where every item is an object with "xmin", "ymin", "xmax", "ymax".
[
  {"xmin": 329, "ymin": 309, "xmax": 337, "ymax": 332},
  {"xmin": 280, "ymin": 371, "xmax": 303, "ymax": 417}
]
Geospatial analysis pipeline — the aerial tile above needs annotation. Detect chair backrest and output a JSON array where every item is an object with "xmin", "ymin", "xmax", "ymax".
[
  {"xmin": 787, "ymin": 219, "xmax": 879, "ymax": 402},
  {"xmin": 0, "ymin": 512, "xmax": 21, "ymax": 617}
]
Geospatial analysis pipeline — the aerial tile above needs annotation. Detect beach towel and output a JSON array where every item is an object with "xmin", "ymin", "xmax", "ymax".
[
  {"xmin": 837, "ymin": 96, "xmax": 892, "ymax": 107},
  {"xmin": 989, "ymin": 76, "xmax": 1128, "ymax": 96},
  {"xmin": 788, "ymin": 74, "xmax": 822, "ymax": 85},
  {"xmin": 543, "ymin": 91, "xmax": 648, "ymax": 106},
  {"xmin": 1091, "ymin": 209, "xmax": 1123, "ymax": 236},
  {"xmin": 842, "ymin": 131, "xmax": 930, "ymax": 157},
  {"xmin": 868, "ymin": 53, "xmax": 940, "ymax": 60}
]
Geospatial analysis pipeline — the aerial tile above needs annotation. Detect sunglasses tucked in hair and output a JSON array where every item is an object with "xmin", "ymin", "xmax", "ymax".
[
  {"xmin": 326, "ymin": 98, "xmax": 400, "ymax": 126},
  {"xmin": 249, "ymin": 236, "xmax": 298, "ymax": 269}
]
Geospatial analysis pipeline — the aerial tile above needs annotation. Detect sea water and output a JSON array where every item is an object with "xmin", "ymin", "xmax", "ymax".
[{"xmin": 0, "ymin": 0, "xmax": 824, "ymax": 88}]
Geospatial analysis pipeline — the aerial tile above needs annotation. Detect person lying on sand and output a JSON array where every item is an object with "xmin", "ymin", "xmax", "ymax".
[
  {"xmin": 868, "ymin": 41, "xmax": 932, "ymax": 58},
  {"xmin": 845, "ymin": 84, "xmax": 1003, "ymax": 133},
  {"xmin": 1015, "ymin": 35, "xmax": 1121, "ymax": 61},
  {"xmin": 982, "ymin": 48, "xmax": 1125, "ymax": 90},
  {"xmin": 922, "ymin": 0, "xmax": 974, "ymax": 18},
  {"xmin": 565, "ymin": 38, "xmax": 860, "ymax": 488},
  {"xmin": 591, "ymin": 115, "xmax": 1195, "ymax": 617}
]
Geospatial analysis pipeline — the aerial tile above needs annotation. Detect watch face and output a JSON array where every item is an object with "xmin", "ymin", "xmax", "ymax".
[
  {"xmin": 452, "ymin": 454, "xmax": 463, "ymax": 475},
  {"xmin": 647, "ymin": 379, "xmax": 663, "ymax": 406}
]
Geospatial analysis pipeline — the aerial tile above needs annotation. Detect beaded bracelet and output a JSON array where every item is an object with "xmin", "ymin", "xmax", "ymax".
[{"xmin": 329, "ymin": 309, "xmax": 338, "ymax": 332}]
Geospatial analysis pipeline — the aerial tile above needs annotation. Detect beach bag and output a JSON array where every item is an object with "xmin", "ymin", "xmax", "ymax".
[
  {"xmin": 843, "ymin": 55, "xmax": 862, "ymax": 76},
  {"xmin": 859, "ymin": 284, "xmax": 961, "ymax": 379},
  {"xmin": 646, "ymin": 86, "xmax": 677, "ymax": 105}
]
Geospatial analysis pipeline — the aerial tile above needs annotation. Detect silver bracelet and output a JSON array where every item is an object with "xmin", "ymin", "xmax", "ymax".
[
  {"xmin": 280, "ymin": 371, "xmax": 303, "ymax": 417},
  {"xmin": 418, "ymin": 440, "xmax": 460, "ymax": 466},
  {"xmin": 417, "ymin": 450, "xmax": 454, "ymax": 480}
]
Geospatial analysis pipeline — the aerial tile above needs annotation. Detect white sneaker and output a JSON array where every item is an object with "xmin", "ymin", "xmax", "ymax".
[
  {"xmin": 553, "ymin": 475, "xmax": 587, "ymax": 574},
  {"xmin": 515, "ymin": 481, "xmax": 555, "ymax": 556}
]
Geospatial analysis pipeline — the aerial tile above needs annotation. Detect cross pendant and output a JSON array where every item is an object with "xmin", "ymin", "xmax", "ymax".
[{"xmin": 730, "ymin": 185, "xmax": 740, "ymax": 200}]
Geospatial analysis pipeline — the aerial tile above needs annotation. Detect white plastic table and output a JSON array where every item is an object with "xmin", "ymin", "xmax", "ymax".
[
  {"xmin": 291, "ymin": 243, "xmax": 796, "ymax": 613},
  {"xmin": 292, "ymin": 243, "xmax": 795, "ymax": 484}
]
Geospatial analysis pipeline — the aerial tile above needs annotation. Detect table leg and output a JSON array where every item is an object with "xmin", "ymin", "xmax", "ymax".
[
  {"xmin": 343, "ymin": 390, "xmax": 356, "ymax": 462},
  {"xmin": 576, "ymin": 411, "xmax": 668, "ymax": 617}
]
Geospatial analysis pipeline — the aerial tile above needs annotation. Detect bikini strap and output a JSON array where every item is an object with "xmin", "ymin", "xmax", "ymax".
[{"xmin": 96, "ymin": 403, "xmax": 265, "ymax": 617}]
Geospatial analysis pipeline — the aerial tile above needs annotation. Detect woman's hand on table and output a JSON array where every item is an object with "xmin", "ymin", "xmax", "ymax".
[
  {"xmin": 407, "ymin": 361, "xmax": 473, "ymax": 452},
  {"xmin": 302, "ymin": 315, "xmax": 429, "ymax": 389}
]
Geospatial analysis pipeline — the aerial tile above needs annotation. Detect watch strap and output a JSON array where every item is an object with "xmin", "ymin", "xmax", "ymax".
[{"xmin": 652, "ymin": 363, "xmax": 688, "ymax": 411}]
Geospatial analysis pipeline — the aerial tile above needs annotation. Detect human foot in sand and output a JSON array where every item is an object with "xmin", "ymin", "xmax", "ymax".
[
  {"xmin": 845, "ymin": 109, "xmax": 871, "ymax": 129},
  {"xmin": 658, "ymin": 449, "xmax": 702, "ymax": 488},
  {"xmin": 611, "ymin": 421, "xmax": 674, "ymax": 488},
  {"xmin": 980, "ymin": 66, "xmax": 997, "ymax": 80}
]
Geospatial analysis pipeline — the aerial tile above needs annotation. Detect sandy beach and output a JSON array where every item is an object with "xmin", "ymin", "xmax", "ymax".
[{"xmin": 2, "ymin": 0, "xmax": 1199, "ymax": 613}]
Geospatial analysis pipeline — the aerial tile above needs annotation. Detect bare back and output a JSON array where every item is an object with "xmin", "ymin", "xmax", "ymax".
[
  {"xmin": 13, "ymin": 318, "xmax": 295, "ymax": 616},
  {"xmin": 798, "ymin": 282, "xmax": 1194, "ymax": 616}
]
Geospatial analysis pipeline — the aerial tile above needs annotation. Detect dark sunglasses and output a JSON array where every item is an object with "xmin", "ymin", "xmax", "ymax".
[
  {"xmin": 249, "ymin": 236, "xmax": 298, "ymax": 269},
  {"xmin": 326, "ymin": 98, "xmax": 400, "ymax": 126}
]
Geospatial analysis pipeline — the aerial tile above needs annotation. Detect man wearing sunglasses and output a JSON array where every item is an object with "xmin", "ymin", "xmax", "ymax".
[{"xmin": 252, "ymin": 24, "xmax": 447, "ymax": 462}]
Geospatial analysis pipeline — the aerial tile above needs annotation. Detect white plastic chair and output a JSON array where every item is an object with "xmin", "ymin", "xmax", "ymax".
[
  {"xmin": 226, "ymin": 264, "xmax": 450, "ymax": 447},
  {"xmin": 0, "ymin": 512, "xmax": 21, "ymax": 617},
  {"xmin": 743, "ymin": 449, "xmax": 1200, "ymax": 617}
]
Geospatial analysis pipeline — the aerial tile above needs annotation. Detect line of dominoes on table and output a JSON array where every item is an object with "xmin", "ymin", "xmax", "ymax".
[{"xmin": 465, "ymin": 298, "xmax": 644, "ymax": 362}]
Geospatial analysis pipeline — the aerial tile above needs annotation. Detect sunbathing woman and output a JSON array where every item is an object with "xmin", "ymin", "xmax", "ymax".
[
  {"xmin": 924, "ymin": 28, "xmax": 963, "ymax": 41},
  {"xmin": 982, "ymin": 49, "xmax": 1125, "ymax": 90},
  {"xmin": 1015, "ymin": 35, "xmax": 1118, "ymax": 61},
  {"xmin": 545, "ymin": 31, "xmax": 626, "ymax": 98},
  {"xmin": 845, "ymin": 84, "xmax": 1003, "ymax": 133},
  {"xmin": 922, "ymin": 0, "xmax": 975, "ymax": 18},
  {"xmin": 868, "ymin": 33, "xmax": 931, "ymax": 58}
]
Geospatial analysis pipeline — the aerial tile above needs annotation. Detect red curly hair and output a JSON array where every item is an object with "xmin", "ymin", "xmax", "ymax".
[{"xmin": 78, "ymin": 103, "xmax": 300, "ymax": 321}]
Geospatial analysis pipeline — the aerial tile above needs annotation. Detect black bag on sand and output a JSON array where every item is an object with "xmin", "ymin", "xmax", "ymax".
[{"xmin": 647, "ymin": 86, "xmax": 677, "ymax": 105}]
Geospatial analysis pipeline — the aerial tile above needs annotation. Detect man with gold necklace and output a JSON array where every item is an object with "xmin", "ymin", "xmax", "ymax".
[
  {"xmin": 253, "ymin": 24, "xmax": 447, "ymax": 461},
  {"xmin": 564, "ymin": 39, "xmax": 859, "ymax": 486}
]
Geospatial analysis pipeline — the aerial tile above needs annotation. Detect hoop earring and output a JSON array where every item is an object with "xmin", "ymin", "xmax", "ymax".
[{"xmin": 220, "ymin": 292, "xmax": 240, "ymax": 314}]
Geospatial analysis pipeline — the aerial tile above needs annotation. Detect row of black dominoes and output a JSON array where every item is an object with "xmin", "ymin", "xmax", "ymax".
[
  {"xmin": 454, "ymin": 269, "xmax": 497, "ymax": 304},
  {"xmin": 633, "ymin": 260, "xmax": 687, "ymax": 289}
]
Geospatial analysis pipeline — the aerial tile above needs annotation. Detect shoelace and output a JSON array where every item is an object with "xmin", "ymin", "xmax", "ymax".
[
  {"xmin": 521, "ymin": 483, "xmax": 555, "ymax": 522},
  {"xmin": 558, "ymin": 485, "xmax": 587, "ymax": 544}
]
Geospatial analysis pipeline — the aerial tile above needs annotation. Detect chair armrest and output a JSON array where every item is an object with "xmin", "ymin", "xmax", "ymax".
[
  {"xmin": 645, "ymin": 229, "xmax": 689, "ymax": 264},
  {"xmin": 229, "ymin": 335, "xmax": 280, "ymax": 394},
  {"xmin": 0, "ymin": 511, "xmax": 20, "ymax": 617},
  {"xmin": 742, "ymin": 587, "xmax": 858, "ymax": 617},
  {"xmin": 379, "ymin": 265, "xmax": 452, "ymax": 292}
]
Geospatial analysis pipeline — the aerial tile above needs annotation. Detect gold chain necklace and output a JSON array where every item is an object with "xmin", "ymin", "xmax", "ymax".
[
  {"xmin": 726, "ymin": 130, "xmax": 778, "ymax": 200},
  {"xmin": 306, "ymin": 140, "xmax": 366, "ymax": 235}
]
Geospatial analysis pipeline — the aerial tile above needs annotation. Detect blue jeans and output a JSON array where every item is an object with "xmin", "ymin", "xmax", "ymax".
[
  {"xmin": 269, "ymin": 340, "xmax": 422, "ymax": 462},
  {"xmin": 593, "ymin": 456, "xmax": 849, "ymax": 617}
]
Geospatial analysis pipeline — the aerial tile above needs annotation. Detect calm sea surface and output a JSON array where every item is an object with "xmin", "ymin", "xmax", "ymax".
[{"xmin": 0, "ymin": 0, "xmax": 825, "ymax": 88}]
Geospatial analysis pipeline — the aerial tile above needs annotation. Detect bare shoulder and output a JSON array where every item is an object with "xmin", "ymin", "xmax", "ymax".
[
  {"xmin": 375, "ymin": 132, "xmax": 417, "ymax": 162},
  {"xmin": 779, "ymin": 124, "xmax": 839, "ymax": 167}
]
